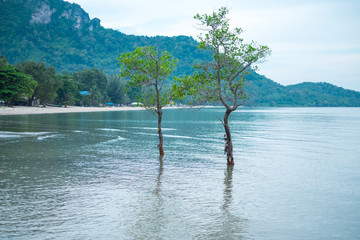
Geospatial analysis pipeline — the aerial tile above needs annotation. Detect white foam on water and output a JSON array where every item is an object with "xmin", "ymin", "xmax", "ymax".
[
  {"xmin": 163, "ymin": 134, "xmax": 194, "ymax": 139},
  {"xmin": 135, "ymin": 132, "xmax": 193, "ymax": 139},
  {"xmin": 96, "ymin": 128, "xmax": 127, "ymax": 132},
  {"xmin": 37, "ymin": 134, "xmax": 63, "ymax": 141},
  {"xmin": 130, "ymin": 127, "xmax": 176, "ymax": 131},
  {"xmin": 134, "ymin": 132, "xmax": 157, "ymax": 136},
  {"xmin": 0, "ymin": 133, "xmax": 22, "ymax": 138},
  {"xmin": 0, "ymin": 131, "xmax": 50, "ymax": 138},
  {"xmin": 102, "ymin": 136, "xmax": 126, "ymax": 144}
]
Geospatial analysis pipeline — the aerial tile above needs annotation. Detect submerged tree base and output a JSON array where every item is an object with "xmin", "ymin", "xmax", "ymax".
[{"xmin": 226, "ymin": 151, "xmax": 234, "ymax": 165}]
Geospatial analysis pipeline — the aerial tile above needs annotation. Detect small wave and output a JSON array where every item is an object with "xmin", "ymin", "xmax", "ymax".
[
  {"xmin": 130, "ymin": 127, "xmax": 176, "ymax": 131},
  {"xmin": 21, "ymin": 132, "xmax": 50, "ymax": 136},
  {"xmin": 73, "ymin": 130, "xmax": 84, "ymax": 133},
  {"xmin": 135, "ymin": 132, "xmax": 157, "ymax": 136},
  {"xmin": 135, "ymin": 132, "xmax": 193, "ymax": 139},
  {"xmin": 163, "ymin": 134, "xmax": 194, "ymax": 139},
  {"xmin": 0, "ymin": 131, "xmax": 50, "ymax": 139},
  {"xmin": 37, "ymin": 134, "xmax": 63, "ymax": 141},
  {"xmin": 0, "ymin": 133, "xmax": 22, "ymax": 139},
  {"xmin": 102, "ymin": 136, "xmax": 126, "ymax": 144},
  {"xmin": 96, "ymin": 128, "xmax": 126, "ymax": 132}
]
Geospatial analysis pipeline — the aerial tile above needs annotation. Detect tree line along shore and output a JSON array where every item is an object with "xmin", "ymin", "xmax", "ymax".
[
  {"xmin": 0, "ymin": 55, "xmax": 139, "ymax": 108},
  {"xmin": 0, "ymin": 105, "xmax": 146, "ymax": 116}
]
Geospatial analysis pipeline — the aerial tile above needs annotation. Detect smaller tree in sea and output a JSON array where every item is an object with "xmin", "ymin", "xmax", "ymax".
[
  {"xmin": 118, "ymin": 46, "xmax": 178, "ymax": 157},
  {"xmin": 174, "ymin": 7, "xmax": 271, "ymax": 165},
  {"xmin": 0, "ymin": 65, "xmax": 37, "ymax": 106}
]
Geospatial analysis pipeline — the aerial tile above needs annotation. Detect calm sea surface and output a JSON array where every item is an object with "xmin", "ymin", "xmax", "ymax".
[{"xmin": 0, "ymin": 107, "xmax": 359, "ymax": 239}]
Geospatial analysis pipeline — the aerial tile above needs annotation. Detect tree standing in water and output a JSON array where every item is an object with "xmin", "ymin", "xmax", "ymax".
[
  {"xmin": 174, "ymin": 7, "xmax": 270, "ymax": 165},
  {"xmin": 118, "ymin": 46, "xmax": 178, "ymax": 157}
]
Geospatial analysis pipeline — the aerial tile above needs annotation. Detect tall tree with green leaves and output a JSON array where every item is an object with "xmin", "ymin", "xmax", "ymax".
[
  {"xmin": 118, "ymin": 46, "xmax": 178, "ymax": 157},
  {"xmin": 73, "ymin": 68, "xmax": 108, "ymax": 106},
  {"xmin": 56, "ymin": 74, "xmax": 78, "ymax": 107},
  {"xmin": 16, "ymin": 61, "xmax": 60, "ymax": 105},
  {"xmin": 0, "ymin": 65, "xmax": 37, "ymax": 106},
  {"xmin": 107, "ymin": 75, "xmax": 129, "ymax": 104},
  {"xmin": 174, "ymin": 7, "xmax": 271, "ymax": 165}
]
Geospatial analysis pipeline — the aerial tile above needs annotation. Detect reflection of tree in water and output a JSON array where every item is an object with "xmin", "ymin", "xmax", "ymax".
[
  {"xmin": 220, "ymin": 166, "xmax": 247, "ymax": 239},
  {"xmin": 128, "ymin": 160, "xmax": 247, "ymax": 239},
  {"xmin": 155, "ymin": 156, "xmax": 164, "ymax": 196},
  {"xmin": 202, "ymin": 166, "xmax": 247, "ymax": 240},
  {"xmin": 223, "ymin": 165, "xmax": 234, "ymax": 210},
  {"xmin": 128, "ymin": 157, "xmax": 167, "ymax": 239}
]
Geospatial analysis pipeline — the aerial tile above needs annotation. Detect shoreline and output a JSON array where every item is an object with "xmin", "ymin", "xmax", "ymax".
[
  {"xmin": 0, "ymin": 106, "xmax": 145, "ymax": 116},
  {"xmin": 0, "ymin": 105, "xmax": 221, "ymax": 116}
]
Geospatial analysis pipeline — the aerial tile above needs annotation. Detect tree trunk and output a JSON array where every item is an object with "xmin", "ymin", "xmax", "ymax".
[
  {"xmin": 157, "ymin": 111, "xmax": 165, "ymax": 156},
  {"xmin": 28, "ymin": 95, "xmax": 34, "ymax": 106},
  {"xmin": 223, "ymin": 109, "xmax": 234, "ymax": 165}
]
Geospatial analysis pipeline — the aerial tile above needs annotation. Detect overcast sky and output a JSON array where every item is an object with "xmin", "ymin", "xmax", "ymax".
[{"xmin": 70, "ymin": 0, "xmax": 360, "ymax": 91}]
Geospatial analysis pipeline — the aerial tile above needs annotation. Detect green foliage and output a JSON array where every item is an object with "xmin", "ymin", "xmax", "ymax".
[
  {"xmin": 125, "ymin": 83, "xmax": 142, "ymax": 103},
  {"xmin": 0, "ymin": 0, "xmax": 210, "ymax": 76},
  {"xmin": 175, "ymin": 7, "xmax": 271, "ymax": 110},
  {"xmin": 0, "ymin": 1, "xmax": 359, "ymax": 107},
  {"xmin": 0, "ymin": 64, "xmax": 37, "ymax": 105},
  {"xmin": 56, "ymin": 74, "xmax": 78, "ymax": 106},
  {"xmin": 118, "ymin": 46, "xmax": 178, "ymax": 113},
  {"xmin": 73, "ymin": 68, "xmax": 108, "ymax": 106},
  {"xmin": 0, "ymin": 56, "xmax": 8, "ymax": 68},
  {"xmin": 118, "ymin": 46, "xmax": 179, "ymax": 156},
  {"xmin": 16, "ymin": 60, "xmax": 60, "ymax": 104},
  {"xmin": 107, "ymin": 75, "xmax": 129, "ymax": 104},
  {"xmin": 283, "ymin": 82, "xmax": 360, "ymax": 107}
]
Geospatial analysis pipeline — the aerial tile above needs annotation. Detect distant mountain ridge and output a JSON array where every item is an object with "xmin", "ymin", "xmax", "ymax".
[{"xmin": 1, "ymin": 0, "xmax": 359, "ymax": 106}]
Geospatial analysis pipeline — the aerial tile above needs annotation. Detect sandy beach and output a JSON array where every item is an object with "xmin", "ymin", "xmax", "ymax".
[{"xmin": 0, "ymin": 106, "xmax": 144, "ymax": 116}]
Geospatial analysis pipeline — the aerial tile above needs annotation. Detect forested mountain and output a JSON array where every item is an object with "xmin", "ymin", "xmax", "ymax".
[
  {"xmin": 1, "ymin": 0, "xmax": 359, "ymax": 106},
  {"xmin": 245, "ymin": 72, "xmax": 360, "ymax": 106},
  {"xmin": 0, "ymin": 0, "xmax": 209, "ymax": 76}
]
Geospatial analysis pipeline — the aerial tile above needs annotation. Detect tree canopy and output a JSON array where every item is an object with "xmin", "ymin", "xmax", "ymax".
[
  {"xmin": 174, "ymin": 7, "xmax": 271, "ymax": 165},
  {"xmin": 0, "ymin": 64, "xmax": 37, "ymax": 106},
  {"xmin": 56, "ymin": 74, "xmax": 78, "ymax": 107},
  {"xmin": 73, "ymin": 68, "xmax": 108, "ymax": 106},
  {"xmin": 107, "ymin": 75, "xmax": 129, "ymax": 105},
  {"xmin": 118, "ymin": 46, "xmax": 178, "ymax": 156},
  {"xmin": 16, "ymin": 61, "xmax": 60, "ymax": 104},
  {"xmin": 176, "ymin": 7, "xmax": 271, "ymax": 108},
  {"xmin": 118, "ymin": 46, "xmax": 178, "ymax": 113}
]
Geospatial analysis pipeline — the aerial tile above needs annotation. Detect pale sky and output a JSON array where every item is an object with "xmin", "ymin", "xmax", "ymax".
[{"xmin": 70, "ymin": 0, "xmax": 360, "ymax": 91}]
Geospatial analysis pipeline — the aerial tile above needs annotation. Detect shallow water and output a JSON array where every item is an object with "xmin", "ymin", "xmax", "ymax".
[{"xmin": 1, "ymin": 108, "xmax": 359, "ymax": 239}]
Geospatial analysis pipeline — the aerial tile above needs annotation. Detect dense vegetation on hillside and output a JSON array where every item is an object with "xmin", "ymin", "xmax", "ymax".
[
  {"xmin": 245, "ymin": 71, "xmax": 360, "ymax": 107},
  {"xmin": 0, "ymin": 0, "xmax": 209, "ymax": 76},
  {"xmin": 1, "ymin": 0, "xmax": 360, "ymax": 106}
]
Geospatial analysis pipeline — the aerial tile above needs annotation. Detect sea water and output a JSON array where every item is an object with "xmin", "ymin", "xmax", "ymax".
[{"xmin": 0, "ymin": 108, "xmax": 359, "ymax": 239}]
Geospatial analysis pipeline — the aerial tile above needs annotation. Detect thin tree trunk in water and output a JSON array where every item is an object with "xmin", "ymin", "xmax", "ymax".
[
  {"xmin": 223, "ymin": 109, "xmax": 234, "ymax": 165},
  {"xmin": 157, "ymin": 111, "xmax": 165, "ymax": 156}
]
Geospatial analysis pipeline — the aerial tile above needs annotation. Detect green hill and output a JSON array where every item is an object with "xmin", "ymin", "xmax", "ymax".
[
  {"xmin": 0, "ymin": 0, "xmax": 209, "ymax": 76},
  {"xmin": 1, "ymin": 0, "xmax": 359, "ymax": 106}
]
